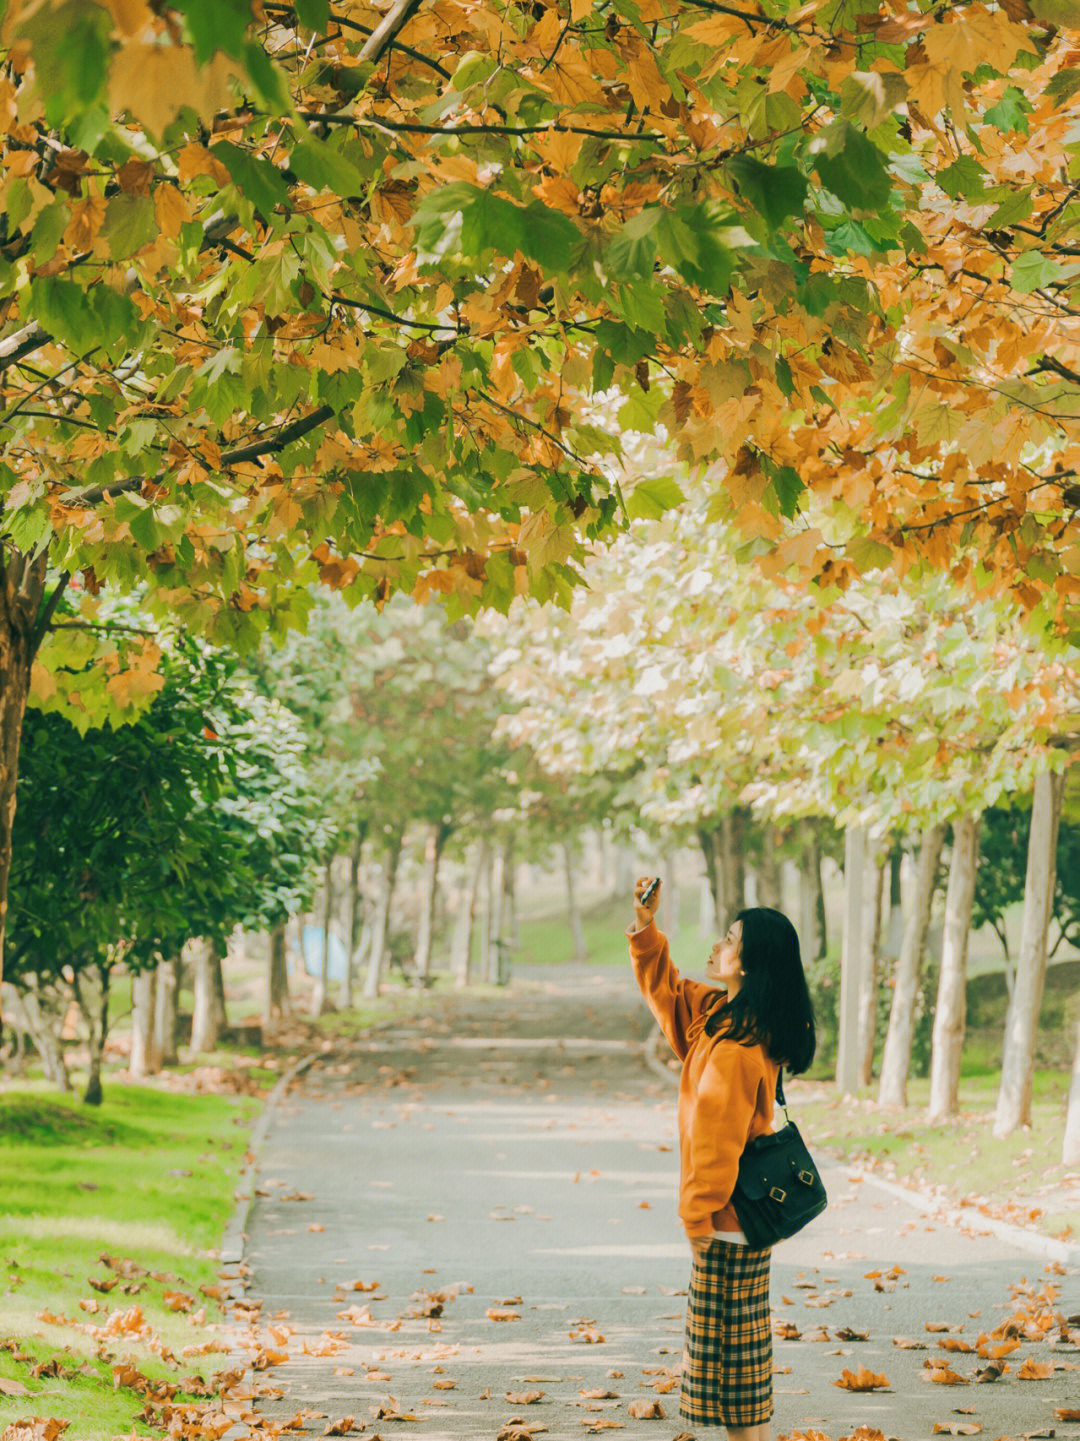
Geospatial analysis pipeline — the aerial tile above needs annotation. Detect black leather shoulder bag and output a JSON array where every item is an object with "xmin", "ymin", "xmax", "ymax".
[{"xmin": 730, "ymin": 1066, "xmax": 828, "ymax": 1250}]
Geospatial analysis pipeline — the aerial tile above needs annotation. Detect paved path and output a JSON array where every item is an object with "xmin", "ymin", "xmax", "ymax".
[{"xmin": 238, "ymin": 967, "xmax": 1080, "ymax": 1439}]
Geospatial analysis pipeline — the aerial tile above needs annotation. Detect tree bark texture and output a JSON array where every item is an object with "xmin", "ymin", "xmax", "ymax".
[
  {"xmin": 798, "ymin": 828, "xmax": 827, "ymax": 964},
  {"xmin": 994, "ymin": 769, "xmax": 1067, "ymax": 1138},
  {"xmin": 21, "ymin": 972, "xmax": 71, "ymax": 1090},
  {"xmin": 190, "ymin": 937, "xmax": 227, "ymax": 1052},
  {"xmin": 452, "ymin": 842, "xmax": 484, "ymax": 986},
  {"xmin": 697, "ymin": 826, "xmax": 721, "ymax": 928},
  {"xmin": 129, "ymin": 967, "xmax": 161, "ymax": 1079},
  {"xmin": 363, "ymin": 832, "xmax": 402, "ymax": 999},
  {"xmin": 857, "ymin": 858, "xmax": 887, "ymax": 1087},
  {"xmin": 756, "ymin": 825, "xmax": 782, "ymax": 910},
  {"xmin": 1063, "ymin": 1018, "xmax": 1080, "ymax": 1167},
  {"xmin": 719, "ymin": 809, "xmax": 747, "ymax": 920},
  {"xmin": 927, "ymin": 812, "xmax": 982, "ymax": 1123},
  {"xmin": 155, "ymin": 956, "xmax": 179, "ymax": 1064},
  {"xmin": 312, "ymin": 858, "xmax": 335, "ymax": 1018},
  {"xmin": 561, "ymin": 839, "xmax": 587, "ymax": 964},
  {"xmin": 0, "ymin": 549, "xmax": 47, "ymax": 999},
  {"xmin": 879, "ymin": 823, "xmax": 945, "ymax": 1108},
  {"xmin": 76, "ymin": 961, "xmax": 110, "ymax": 1106},
  {"xmin": 415, "ymin": 820, "xmax": 451, "ymax": 979},
  {"xmin": 837, "ymin": 823, "xmax": 867, "ymax": 1094}
]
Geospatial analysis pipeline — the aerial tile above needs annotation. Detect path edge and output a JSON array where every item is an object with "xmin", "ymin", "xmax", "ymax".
[
  {"xmin": 219, "ymin": 1052, "xmax": 318, "ymax": 1278},
  {"xmin": 641, "ymin": 1024, "xmax": 1080, "ymax": 1267}
]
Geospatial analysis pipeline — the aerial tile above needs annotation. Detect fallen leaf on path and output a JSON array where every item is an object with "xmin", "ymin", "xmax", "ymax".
[
  {"xmin": 931, "ymin": 1426, "xmax": 980, "ymax": 1436},
  {"xmin": 806, "ymin": 1327, "xmax": 831, "ymax": 1342},
  {"xmin": 0, "ymin": 1380, "xmax": 30, "ymax": 1396},
  {"xmin": 657, "ymin": 1286, "xmax": 686, "ymax": 1296},
  {"xmin": 973, "ymin": 1361, "xmax": 1007, "ymax": 1383},
  {"xmin": 334, "ymin": 1368, "xmax": 356, "ymax": 1377},
  {"xmin": 627, "ymin": 1400, "xmax": 664, "ymax": 1419},
  {"xmin": 486, "ymin": 1308, "xmax": 520, "ymax": 1322},
  {"xmin": 938, "ymin": 1340, "xmax": 975, "ymax": 1353},
  {"xmin": 323, "ymin": 1419, "xmax": 360, "ymax": 1435},
  {"xmin": 307, "ymin": 1223, "xmax": 326, "ymax": 1233},
  {"xmin": 497, "ymin": 1423, "xmax": 548, "ymax": 1440},
  {"xmin": 0, "ymin": 1421, "xmax": 71, "ymax": 1441},
  {"xmin": 839, "ymin": 1429, "xmax": 887, "ymax": 1441},
  {"xmin": 348, "ymin": 1280, "xmax": 382, "ymax": 1292},
  {"xmin": 932, "ymin": 1276, "xmax": 951, "ymax": 1283},
  {"xmin": 1055, "ymin": 1408, "xmax": 1080, "ymax": 1421},
  {"xmin": 87, "ymin": 1276, "xmax": 117, "ymax": 1293},
  {"xmin": 426, "ymin": 1215, "xmax": 446, "ymax": 1223},
  {"xmin": 926, "ymin": 1323, "xmax": 964, "ymax": 1334},
  {"xmin": 432, "ymin": 1380, "xmax": 456, "ymax": 1390},
  {"xmin": 926, "ymin": 1365, "xmax": 968, "ymax": 1385},
  {"xmin": 836, "ymin": 1328, "xmax": 868, "ymax": 1342},
  {"xmin": 774, "ymin": 1322, "xmax": 801, "ymax": 1340},
  {"xmin": 579, "ymin": 1390, "xmax": 618, "ymax": 1400},
  {"xmin": 833, "ymin": 1366, "xmax": 889, "ymax": 1391},
  {"xmin": 506, "ymin": 1392, "xmax": 543, "ymax": 1405},
  {"xmin": 371, "ymin": 1399, "xmax": 419, "ymax": 1422},
  {"xmin": 977, "ymin": 1340, "xmax": 1019, "ymax": 1359},
  {"xmin": 621, "ymin": 1287, "xmax": 646, "ymax": 1295},
  {"xmin": 893, "ymin": 1337, "xmax": 927, "ymax": 1350},
  {"xmin": 570, "ymin": 1325, "xmax": 605, "ymax": 1344},
  {"xmin": 1016, "ymin": 1359, "xmax": 1053, "ymax": 1380},
  {"xmin": 580, "ymin": 1422, "xmax": 624, "ymax": 1433}
]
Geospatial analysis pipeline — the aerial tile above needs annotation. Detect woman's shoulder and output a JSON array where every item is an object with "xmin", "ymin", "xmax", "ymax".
[{"xmin": 706, "ymin": 1026, "xmax": 773, "ymax": 1075}]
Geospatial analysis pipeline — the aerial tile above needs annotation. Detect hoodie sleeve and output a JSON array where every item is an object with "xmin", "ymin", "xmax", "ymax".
[
  {"xmin": 681, "ymin": 1040, "xmax": 764, "ymax": 1238},
  {"xmin": 628, "ymin": 920, "xmax": 722, "ymax": 1060}
]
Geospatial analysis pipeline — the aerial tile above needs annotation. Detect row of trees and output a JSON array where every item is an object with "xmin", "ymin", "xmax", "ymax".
[{"xmin": 482, "ymin": 476, "xmax": 1080, "ymax": 1161}]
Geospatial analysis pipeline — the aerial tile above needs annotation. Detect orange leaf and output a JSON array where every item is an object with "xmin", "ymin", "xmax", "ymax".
[{"xmin": 832, "ymin": 1366, "xmax": 889, "ymax": 1391}]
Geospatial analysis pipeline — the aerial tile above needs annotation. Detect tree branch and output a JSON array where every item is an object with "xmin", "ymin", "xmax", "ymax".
[
  {"xmin": 220, "ymin": 402, "xmax": 336, "ymax": 465},
  {"xmin": 30, "ymin": 570, "xmax": 71, "ymax": 658},
  {"xmin": 358, "ymin": 0, "xmax": 424, "ymax": 64},
  {"xmin": 298, "ymin": 111, "xmax": 668, "ymax": 141},
  {"xmin": 0, "ymin": 322, "xmax": 51, "ymax": 372}
]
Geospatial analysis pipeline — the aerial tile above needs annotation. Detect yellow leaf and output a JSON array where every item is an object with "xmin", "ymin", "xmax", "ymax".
[
  {"xmin": 176, "ymin": 142, "xmax": 230, "ymax": 187},
  {"xmin": 904, "ymin": 58, "xmax": 967, "ymax": 120},
  {"xmin": 570, "ymin": 0, "xmax": 591, "ymax": 18},
  {"xmin": 63, "ymin": 193, "xmax": 107, "ymax": 250},
  {"xmin": 154, "ymin": 183, "xmax": 191, "ymax": 239},
  {"xmin": 102, "ymin": 0, "xmax": 155, "ymax": 36},
  {"xmin": 29, "ymin": 659, "xmax": 57, "ymax": 702},
  {"xmin": 108, "ymin": 44, "xmax": 239, "ymax": 139},
  {"xmin": 921, "ymin": 5, "xmax": 1036, "ymax": 77}
]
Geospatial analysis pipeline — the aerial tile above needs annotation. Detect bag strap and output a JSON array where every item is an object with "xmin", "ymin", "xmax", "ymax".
[{"xmin": 775, "ymin": 1064, "xmax": 790, "ymax": 1123}]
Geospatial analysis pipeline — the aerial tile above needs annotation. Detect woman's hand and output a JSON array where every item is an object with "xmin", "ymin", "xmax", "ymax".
[{"xmin": 633, "ymin": 877, "xmax": 661, "ymax": 931}]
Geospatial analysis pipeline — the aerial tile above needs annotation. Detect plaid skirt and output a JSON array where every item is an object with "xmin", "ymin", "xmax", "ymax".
[{"xmin": 680, "ymin": 1238, "xmax": 773, "ymax": 1427}]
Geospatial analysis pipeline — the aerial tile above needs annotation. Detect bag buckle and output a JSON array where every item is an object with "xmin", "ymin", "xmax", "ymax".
[
  {"xmin": 769, "ymin": 1186, "xmax": 786, "ymax": 1203},
  {"xmin": 797, "ymin": 1170, "xmax": 815, "ymax": 1186}
]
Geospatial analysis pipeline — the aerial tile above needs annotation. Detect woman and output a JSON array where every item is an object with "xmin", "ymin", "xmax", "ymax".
[{"xmin": 628, "ymin": 877, "xmax": 816, "ymax": 1441}]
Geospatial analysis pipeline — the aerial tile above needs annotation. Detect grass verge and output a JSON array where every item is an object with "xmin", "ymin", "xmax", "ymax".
[
  {"xmin": 0, "ymin": 1084, "xmax": 259, "ymax": 1439},
  {"xmin": 788, "ymin": 1069, "xmax": 1080, "ymax": 1245}
]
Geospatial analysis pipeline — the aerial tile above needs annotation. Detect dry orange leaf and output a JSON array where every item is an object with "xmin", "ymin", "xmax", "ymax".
[
  {"xmin": 0, "ymin": 1379, "xmax": 30, "ymax": 1395},
  {"xmin": 627, "ymin": 1400, "xmax": 665, "ymax": 1419},
  {"xmin": 938, "ymin": 1340, "xmax": 975, "ymax": 1353},
  {"xmin": 1054, "ymin": 1409, "xmax": 1080, "ymax": 1421},
  {"xmin": 570, "ymin": 1325, "xmax": 605, "ymax": 1344},
  {"xmin": 832, "ymin": 1366, "xmax": 889, "ymax": 1392},
  {"xmin": 506, "ymin": 1391, "xmax": 544, "ymax": 1404},
  {"xmin": 486, "ymin": 1308, "xmax": 521, "ymax": 1323},
  {"xmin": 928, "ymin": 1366, "xmax": 968, "ymax": 1385},
  {"xmin": 931, "ymin": 1425, "xmax": 981, "ymax": 1436},
  {"xmin": 579, "ymin": 1390, "xmax": 618, "ymax": 1400},
  {"xmin": 323, "ymin": 1420, "xmax": 358, "ymax": 1436},
  {"xmin": 1016, "ymin": 1358, "xmax": 1054, "ymax": 1380}
]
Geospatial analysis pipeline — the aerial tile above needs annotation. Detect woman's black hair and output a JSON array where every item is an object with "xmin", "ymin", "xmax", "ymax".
[{"xmin": 703, "ymin": 906, "xmax": 816, "ymax": 1074}]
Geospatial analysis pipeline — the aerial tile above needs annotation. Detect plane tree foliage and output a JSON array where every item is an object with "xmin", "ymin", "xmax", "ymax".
[{"xmin": 5, "ymin": 0, "xmax": 1080, "ymax": 982}]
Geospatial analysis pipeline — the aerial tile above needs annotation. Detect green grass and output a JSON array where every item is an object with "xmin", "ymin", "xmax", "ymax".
[
  {"xmin": 791, "ymin": 1068, "xmax": 1080, "ymax": 1242},
  {"xmin": 0, "ymin": 1085, "xmax": 258, "ymax": 1439}
]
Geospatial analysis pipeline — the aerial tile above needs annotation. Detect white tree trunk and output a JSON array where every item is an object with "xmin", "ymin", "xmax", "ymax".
[
  {"xmin": 415, "ymin": 821, "xmax": 449, "ymax": 980},
  {"xmin": 452, "ymin": 842, "xmax": 485, "ymax": 986},
  {"xmin": 1063, "ymin": 1018, "xmax": 1080, "ymax": 1166},
  {"xmin": 837, "ymin": 824, "xmax": 868, "ymax": 1094},
  {"xmin": 155, "ymin": 956, "xmax": 179, "ymax": 1064},
  {"xmin": 994, "ymin": 768, "xmax": 1067, "ymax": 1138},
  {"xmin": 857, "ymin": 857, "xmax": 887, "ymax": 1087},
  {"xmin": 129, "ymin": 968, "xmax": 161, "ymax": 1079},
  {"xmin": 266, "ymin": 926, "xmax": 290, "ymax": 1022},
  {"xmin": 798, "ymin": 829, "xmax": 826, "ymax": 964},
  {"xmin": 190, "ymin": 938, "xmax": 226, "ymax": 1053},
  {"xmin": 561, "ymin": 839, "xmax": 587, "ymax": 964},
  {"xmin": 927, "ymin": 812, "xmax": 981, "ymax": 1123},
  {"xmin": 312, "ymin": 859, "xmax": 335, "ymax": 1018},
  {"xmin": 663, "ymin": 850, "xmax": 680, "ymax": 940},
  {"xmin": 363, "ymin": 834, "xmax": 402, "ymax": 999},
  {"xmin": 699, "ymin": 873, "xmax": 716, "ymax": 936},
  {"xmin": 879, "ymin": 823, "xmax": 945, "ymax": 1108}
]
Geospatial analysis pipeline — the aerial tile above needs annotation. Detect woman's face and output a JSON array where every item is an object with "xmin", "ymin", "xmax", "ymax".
[{"xmin": 706, "ymin": 919, "xmax": 743, "ymax": 988}]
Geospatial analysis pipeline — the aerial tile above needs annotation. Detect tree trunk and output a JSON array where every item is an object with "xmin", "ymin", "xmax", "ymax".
[
  {"xmin": 155, "ymin": 956, "xmax": 179, "ymax": 1064},
  {"xmin": 21, "ymin": 971, "xmax": 71, "ymax": 1090},
  {"xmin": 0, "ymin": 550, "xmax": 47, "ymax": 997},
  {"xmin": 927, "ymin": 811, "xmax": 982, "ymax": 1123},
  {"xmin": 857, "ymin": 858, "xmax": 887, "ymax": 1087},
  {"xmin": 614, "ymin": 842, "xmax": 634, "ymax": 903},
  {"xmin": 879, "ymin": 823, "xmax": 945, "ymax": 1108},
  {"xmin": 477, "ymin": 846, "xmax": 493, "ymax": 982},
  {"xmin": 718, "ymin": 809, "xmax": 747, "ymax": 919},
  {"xmin": 129, "ymin": 967, "xmax": 161, "ymax": 1079},
  {"xmin": 190, "ymin": 937, "xmax": 227, "ymax": 1053},
  {"xmin": 497, "ymin": 834, "xmax": 515, "ymax": 983},
  {"xmin": 837, "ymin": 823, "xmax": 868, "ymax": 1094},
  {"xmin": 663, "ymin": 850, "xmax": 680, "ymax": 939},
  {"xmin": 416, "ymin": 821, "xmax": 451, "ymax": 980},
  {"xmin": 697, "ymin": 825, "xmax": 721, "ymax": 927},
  {"xmin": 363, "ymin": 831, "xmax": 402, "ymax": 999},
  {"xmin": 266, "ymin": 925, "xmax": 289, "ymax": 1022},
  {"xmin": 756, "ymin": 825, "xmax": 782, "ymax": 910},
  {"xmin": 561, "ymin": 839, "xmax": 587, "ymax": 964},
  {"xmin": 75, "ymin": 960, "xmax": 110, "ymax": 1106},
  {"xmin": 485, "ymin": 842, "xmax": 505, "ymax": 984},
  {"xmin": 994, "ymin": 768, "xmax": 1067, "ymax": 1138},
  {"xmin": 312, "ymin": 859, "xmax": 335, "ymax": 1018},
  {"xmin": 452, "ymin": 842, "xmax": 484, "ymax": 986},
  {"xmin": 1064, "ymin": 1018, "xmax": 1080, "ymax": 1166},
  {"xmin": 798, "ymin": 829, "xmax": 827, "ymax": 964}
]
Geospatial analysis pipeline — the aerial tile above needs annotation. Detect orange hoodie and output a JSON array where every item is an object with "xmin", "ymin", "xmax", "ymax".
[{"xmin": 629, "ymin": 919, "xmax": 779, "ymax": 1240}]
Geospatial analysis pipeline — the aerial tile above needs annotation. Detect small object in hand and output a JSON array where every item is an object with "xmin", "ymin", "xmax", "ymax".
[{"xmin": 640, "ymin": 877, "xmax": 661, "ymax": 907}]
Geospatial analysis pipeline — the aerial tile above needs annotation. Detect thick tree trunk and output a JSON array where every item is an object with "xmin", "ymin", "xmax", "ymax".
[
  {"xmin": 0, "ymin": 550, "xmax": 47, "ymax": 998},
  {"xmin": 75, "ymin": 961, "xmax": 110, "ymax": 1106},
  {"xmin": 927, "ymin": 812, "xmax": 982, "ymax": 1123},
  {"xmin": 190, "ymin": 938, "xmax": 227, "ymax": 1053},
  {"xmin": 266, "ymin": 925, "xmax": 290, "ymax": 1021},
  {"xmin": 497, "ymin": 834, "xmax": 515, "ymax": 983},
  {"xmin": 452, "ymin": 842, "xmax": 484, "ymax": 986},
  {"xmin": 312, "ymin": 859, "xmax": 335, "ymax": 1018},
  {"xmin": 477, "ymin": 845, "xmax": 492, "ymax": 982},
  {"xmin": 344, "ymin": 823, "xmax": 367, "ymax": 1009},
  {"xmin": 798, "ymin": 829, "xmax": 827, "ymax": 964},
  {"xmin": 718, "ymin": 809, "xmax": 747, "ymax": 919},
  {"xmin": 363, "ymin": 832, "xmax": 402, "ymax": 999},
  {"xmin": 994, "ymin": 769, "xmax": 1067, "ymax": 1138},
  {"xmin": 837, "ymin": 823, "xmax": 868, "ymax": 1094},
  {"xmin": 879, "ymin": 823, "xmax": 945, "ymax": 1108},
  {"xmin": 756, "ymin": 825, "xmax": 782, "ymax": 910},
  {"xmin": 857, "ymin": 858, "xmax": 887, "ymax": 1087},
  {"xmin": 155, "ymin": 956, "xmax": 179, "ymax": 1064},
  {"xmin": 129, "ymin": 967, "xmax": 161, "ymax": 1079},
  {"xmin": 697, "ymin": 825, "xmax": 721, "ymax": 928},
  {"xmin": 1064, "ymin": 1018, "xmax": 1080, "ymax": 1167},
  {"xmin": 561, "ymin": 839, "xmax": 587, "ymax": 964},
  {"xmin": 416, "ymin": 821, "xmax": 451, "ymax": 980},
  {"xmin": 21, "ymin": 972, "xmax": 71, "ymax": 1090}
]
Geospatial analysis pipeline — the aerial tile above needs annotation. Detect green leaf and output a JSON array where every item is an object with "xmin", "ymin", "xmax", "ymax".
[
  {"xmin": 174, "ymin": 0, "xmax": 253, "ymax": 62},
  {"xmin": 1011, "ymin": 250, "xmax": 1080, "ymax": 293},
  {"xmin": 847, "ymin": 536, "xmax": 894, "ymax": 573},
  {"xmin": 984, "ymin": 189, "xmax": 1034, "ymax": 231},
  {"xmin": 605, "ymin": 209, "xmax": 661, "ymax": 280},
  {"xmin": 103, "ymin": 195, "xmax": 156, "ymax": 259},
  {"xmin": 766, "ymin": 466, "xmax": 804, "ymax": 520},
  {"xmin": 984, "ymin": 87, "xmax": 1032, "ymax": 135},
  {"xmin": 30, "ymin": 202, "xmax": 69, "ymax": 264},
  {"xmin": 813, "ymin": 124, "xmax": 893, "ymax": 213},
  {"xmin": 25, "ymin": 279, "xmax": 136, "ymax": 356},
  {"xmin": 1030, "ymin": 0, "xmax": 1080, "ymax": 25},
  {"xmin": 519, "ymin": 201, "xmax": 579, "ymax": 271},
  {"xmin": 625, "ymin": 474, "xmax": 685, "ymax": 520},
  {"xmin": 294, "ymin": 0, "xmax": 330, "ymax": 29},
  {"xmin": 936, "ymin": 156, "xmax": 990, "ymax": 202},
  {"xmin": 728, "ymin": 157, "xmax": 807, "ymax": 231},
  {"xmin": 595, "ymin": 319, "xmax": 653, "ymax": 368},
  {"xmin": 291, "ymin": 136, "xmax": 366, "ymax": 198},
  {"xmin": 1044, "ymin": 67, "xmax": 1080, "ymax": 108},
  {"xmin": 216, "ymin": 140, "xmax": 290, "ymax": 214},
  {"xmin": 839, "ymin": 71, "xmax": 908, "ymax": 130}
]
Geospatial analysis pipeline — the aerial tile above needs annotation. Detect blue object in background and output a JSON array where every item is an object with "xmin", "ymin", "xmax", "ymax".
[{"xmin": 299, "ymin": 925, "xmax": 349, "ymax": 981}]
